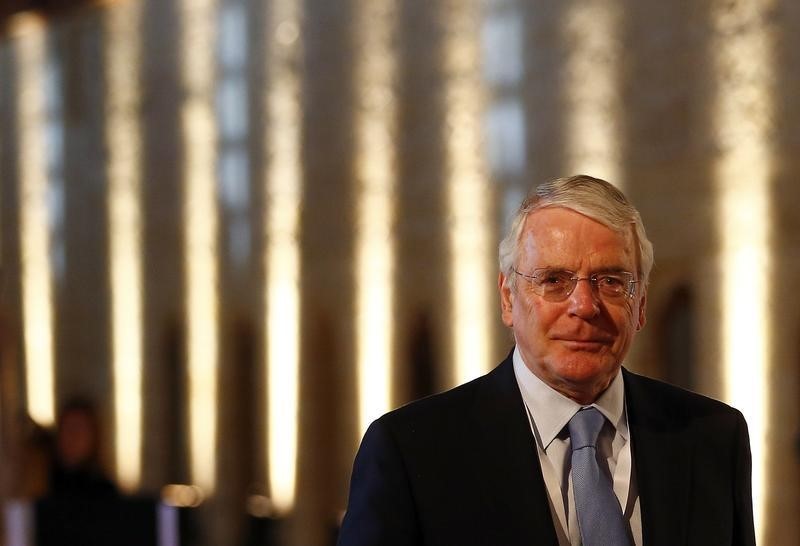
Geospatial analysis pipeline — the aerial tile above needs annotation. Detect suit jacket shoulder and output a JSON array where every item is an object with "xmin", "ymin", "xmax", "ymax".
[
  {"xmin": 624, "ymin": 368, "xmax": 745, "ymax": 422},
  {"xmin": 338, "ymin": 355, "xmax": 558, "ymax": 546},
  {"xmin": 622, "ymin": 369, "xmax": 756, "ymax": 546}
]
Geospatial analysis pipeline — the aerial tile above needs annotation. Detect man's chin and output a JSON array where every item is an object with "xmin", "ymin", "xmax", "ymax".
[{"xmin": 551, "ymin": 356, "xmax": 619, "ymax": 386}]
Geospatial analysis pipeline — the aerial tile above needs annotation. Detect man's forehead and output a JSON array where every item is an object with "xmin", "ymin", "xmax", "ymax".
[{"xmin": 520, "ymin": 207, "xmax": 636, "ymax": 263}]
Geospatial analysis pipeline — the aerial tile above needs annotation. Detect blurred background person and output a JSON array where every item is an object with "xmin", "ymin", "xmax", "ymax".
[{"xmin": 47, "ymin": 396, "xmax": 118, "ymax": 499}]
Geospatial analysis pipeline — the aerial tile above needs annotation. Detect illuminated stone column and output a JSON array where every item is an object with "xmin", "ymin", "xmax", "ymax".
[
  {"xmin": 441, "ymin": 0, "xmax": 493, "ymax": 386},
  {"xmin": 104, "ymin": 0, "xmax": 144, "ymax": 492},
  {"xmin": 14, "ymin": 16, "xmax": 55, "ymax": 427},
  {"xmin": 709, "ymin": 0, "xmax": 776, "ymax": 540},
  {"xmin": 561, "ymin": 0, "xmax": 623, "ymax": 184},
  {"xmin": 264, "ymin": 0, "xmax": 303, "ymax": 516},
  {"xmin": 354, "ymin": 0, "xmax": 398, "ymax": 437},
  {"xmin": 180, "ymin": 0, "xmax": 220, "ymax": 495}
]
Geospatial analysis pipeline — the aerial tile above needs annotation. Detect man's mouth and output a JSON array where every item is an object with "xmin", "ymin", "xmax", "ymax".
[{"xmin": 555, "ymin": 338, "xmax": 610, "ymax": 350}]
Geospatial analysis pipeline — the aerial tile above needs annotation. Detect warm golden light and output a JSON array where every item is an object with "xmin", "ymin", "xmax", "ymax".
[
  {"xmin": 265, "ymin": 0, "xmax": 302, "ymax": 515},
  {"xmin": 161, "ymin": 484, "xmax": 205, "ymax": 508},
  {"xmin": 711, "ymin": 0, "xmax": 775, "ymax": 539},
  {"xmin": 442, "ymin": 0, "xmax": 492, "ymax": 385},
  {"xmin": 562, "ymin": 0, "xmax": 621, "ymax": 183},
  {"xmin": 246, "ymin": 494, "xmax": 276, "ymax": 518},
  {"xmin": 355, "ymin": 0, "xmax": 397, "ymax": 436},
  {"xmin": 16, "ymin": 18, "xmax": 56, "ymax": 427},
  {"xmin": 181, "ymin": 0, "xmax": 219, "ymax": 494},
  {"xmin": 104, "ymin": 0, "xmax": 144, "ymax": 492}
]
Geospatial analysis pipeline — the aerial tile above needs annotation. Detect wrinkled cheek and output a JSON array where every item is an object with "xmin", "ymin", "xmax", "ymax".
[
  {"xmin": 613, "ymin": 333, "xmax": 633, "ymax": 360},
  {"xmin": 522, "ymin": 301, "xmax": 550, "ymax": 326}
]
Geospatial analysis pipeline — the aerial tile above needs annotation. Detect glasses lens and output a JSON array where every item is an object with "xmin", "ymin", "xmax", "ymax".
[
  {"xmin": 532, "ymin": 269, "xmax": 574, "ymax": 300},
  {"xmin": 594, "ymin": 273, "xmax": 630, "ymax": 298}
]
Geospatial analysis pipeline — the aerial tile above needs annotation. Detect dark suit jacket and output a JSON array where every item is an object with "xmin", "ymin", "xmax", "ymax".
[{"xmin": 338, "ymin": 353, "xmax": 755, "ymax": 546}]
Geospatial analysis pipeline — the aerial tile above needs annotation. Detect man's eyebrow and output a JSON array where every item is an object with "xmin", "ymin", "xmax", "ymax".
[
  {"xmin": 535, "ymin": 266, "xmax": 632, "ymax": 273},
  {"xmin": 591, "ymin": 266, "xmax": 633, "ymax": 274}
]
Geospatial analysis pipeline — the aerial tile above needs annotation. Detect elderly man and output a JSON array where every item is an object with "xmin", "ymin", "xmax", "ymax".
[{"xmin": 338, "ymin": 176, "xmax": 755, "ymax": 546}]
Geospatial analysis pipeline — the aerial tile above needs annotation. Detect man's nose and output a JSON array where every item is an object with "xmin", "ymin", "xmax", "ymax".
[{"xmin": 567, "ymin": 278, "xmax": 600, "ymax": 318}]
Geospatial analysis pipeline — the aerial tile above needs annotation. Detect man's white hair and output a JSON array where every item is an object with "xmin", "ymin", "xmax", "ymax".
[{"xmin": 498, "ymin": 175, "xmax": 654, "ymax": 290}]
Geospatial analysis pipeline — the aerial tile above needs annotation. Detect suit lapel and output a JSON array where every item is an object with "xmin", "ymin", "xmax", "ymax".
[
  {"xmin": 470, "ymin": 356, "xmax": 559, "ymax": 545},
  {"xmin": 624, "ymin": 369, "xmax": 691, "ymax": 546}
]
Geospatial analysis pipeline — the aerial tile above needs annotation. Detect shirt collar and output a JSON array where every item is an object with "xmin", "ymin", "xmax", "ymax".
[{"xmin": 512, "ymin": 347, "xmax": 629, "ymax": 449}]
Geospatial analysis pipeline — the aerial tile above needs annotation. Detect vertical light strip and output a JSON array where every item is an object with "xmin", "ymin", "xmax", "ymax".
[
  {"xmin": 562, "ymin": 0, "xmax": 622, "ymax": 183},
  {"xmin": 181, "ymin": 0, "xmax": 219, "ymax": 494},
  {"xmin": 15, "ymin": 16, "xmax": 55, "ymax": 426},
  {"xmin": 105, "ymin": 1, "xmax": 143, "ymax": 492},
  {"xmin": 711, "ymin": 1, "xmax": 774, "ymax": 539},
  {"xmin": 442, "ymin": 0, "xmax": 492, "ymax": 385},
  {"xmin": 265, "ymin": 0, "xmax": 302, "ymax": 514},
  {"xmin": 355, "ymin": 0, "xmax": 397, "ymax": 435}
]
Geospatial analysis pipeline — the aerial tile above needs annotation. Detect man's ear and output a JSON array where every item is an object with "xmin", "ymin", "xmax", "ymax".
[{"xmin": 498, "ymin": 272, "xmax": 514, "ymax": 327}]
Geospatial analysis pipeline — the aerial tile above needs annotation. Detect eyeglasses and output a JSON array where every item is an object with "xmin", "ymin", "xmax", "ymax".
[{"xmin": 512, "ymin": 268, "xmax": 639, "ymax": 302}]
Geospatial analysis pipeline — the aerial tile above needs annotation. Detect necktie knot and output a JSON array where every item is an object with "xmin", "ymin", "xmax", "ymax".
[{"xmin": 568, "ymin": 407, "xmax": 605, "ymax": 451}]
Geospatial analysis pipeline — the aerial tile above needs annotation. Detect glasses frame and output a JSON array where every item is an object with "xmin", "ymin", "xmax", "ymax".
[{"xmin": 512, "ymin": 267, "xmax": 639, "ymax": 301}]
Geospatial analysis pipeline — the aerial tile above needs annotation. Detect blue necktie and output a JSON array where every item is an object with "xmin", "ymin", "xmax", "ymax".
[{"xmin": 568, "ymin": 407, "xmax": 631, "ymax": 546}]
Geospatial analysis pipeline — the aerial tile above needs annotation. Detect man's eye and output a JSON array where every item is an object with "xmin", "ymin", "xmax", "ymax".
[
  {"xmin": 540, "ymin": 272, "xmax": 568, "ymax": 285},
  {"xmin": 599, "ymin": 275, "xmax": 624, "ymax": 287}
]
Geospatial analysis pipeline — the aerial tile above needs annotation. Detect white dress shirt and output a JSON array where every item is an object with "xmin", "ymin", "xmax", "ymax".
[{"xmin": 512, "ymin": 348, "xmax": 643, "ymax": 545}]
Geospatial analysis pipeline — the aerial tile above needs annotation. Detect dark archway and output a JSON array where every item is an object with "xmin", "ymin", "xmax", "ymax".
[{"xmin": 659, "ymin": 284, "xmax": 695, "ymax": 390}]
